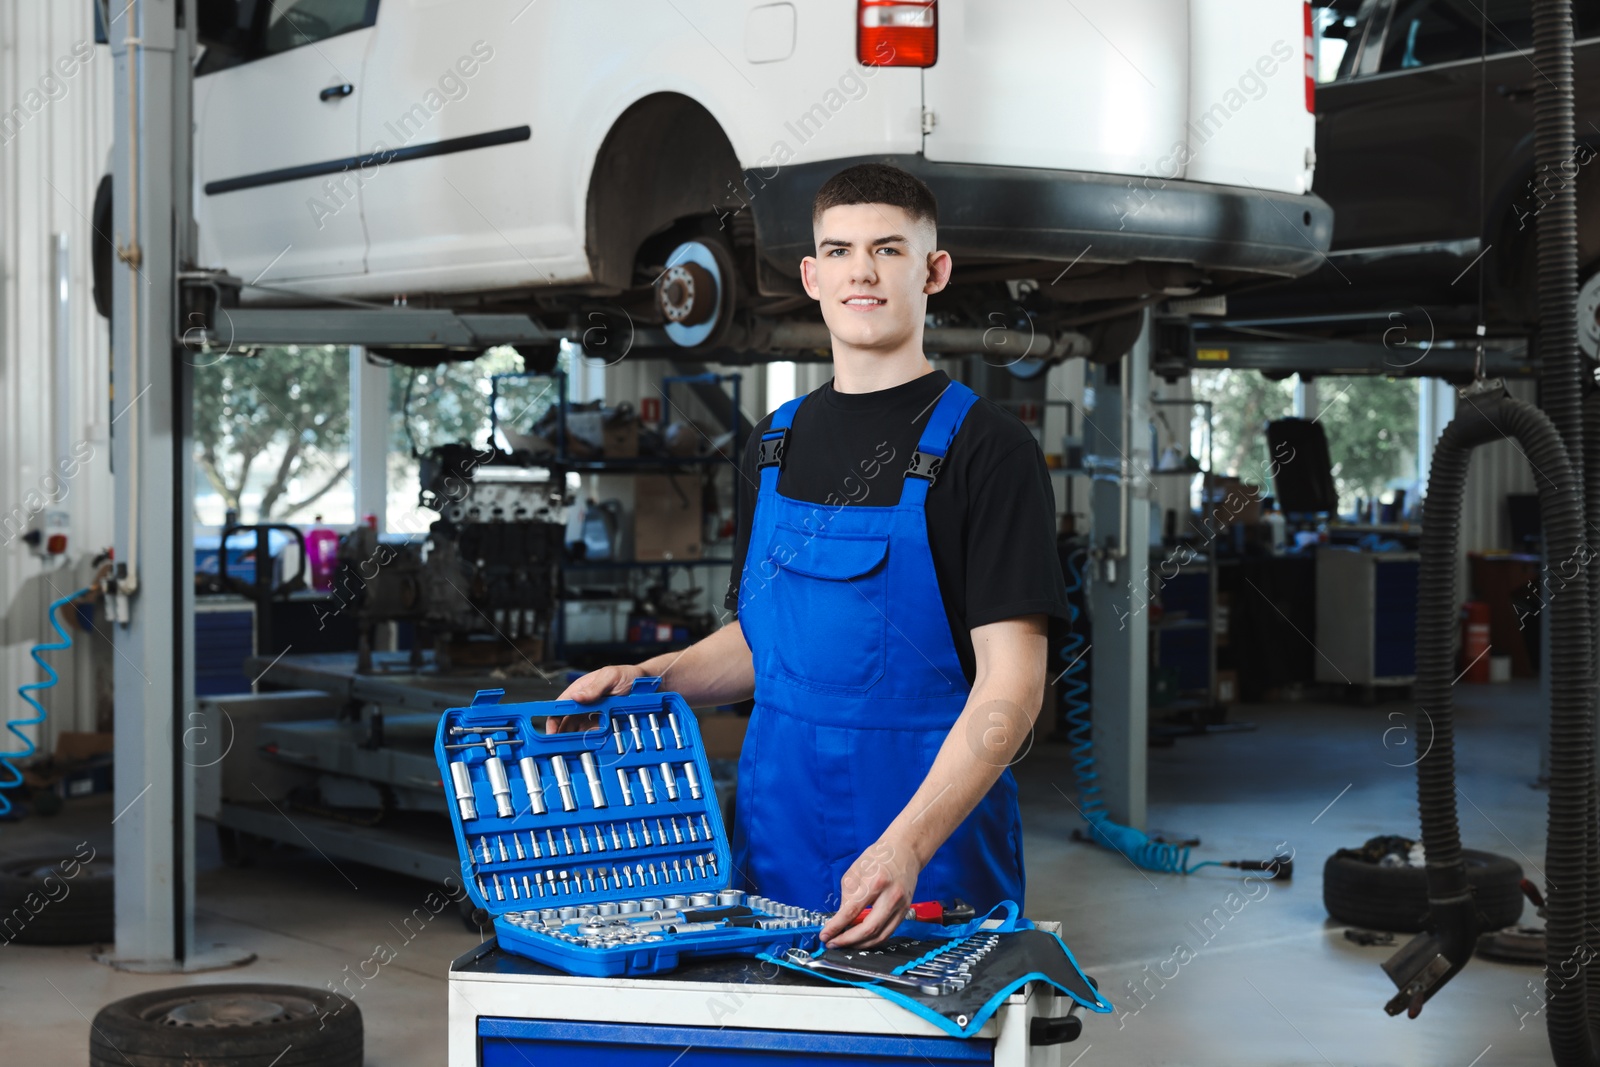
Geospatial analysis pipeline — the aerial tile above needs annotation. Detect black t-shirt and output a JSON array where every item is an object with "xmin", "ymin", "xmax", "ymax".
[{"xmin": 724, "ymin": 369, "xmax": 1070, "ymax": 686}]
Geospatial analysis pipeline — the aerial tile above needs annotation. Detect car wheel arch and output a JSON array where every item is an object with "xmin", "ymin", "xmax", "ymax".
[{"xmin": 584, "ymin": 92, "xmax": 745, "ymax": 292}]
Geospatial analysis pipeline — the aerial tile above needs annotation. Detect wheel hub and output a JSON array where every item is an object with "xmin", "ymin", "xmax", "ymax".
[
  {"xmin": 1579, "ymin": 270, "xmax": 1600, "ymax": 361},
  {"xmin": 154, "ymin": 993, "xmax": 317, "ymax": 1028},
  {"xmin": 656, "ymin": 239, "xmax": 733, "ymax": 348},
  {"xmin": 656, "ymin": 262, "xmax": 716, "ymax": 326}
]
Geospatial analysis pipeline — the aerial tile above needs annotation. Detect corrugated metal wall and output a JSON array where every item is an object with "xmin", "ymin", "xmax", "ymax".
[
  {"xmin": 1459, "ymin": 379, "xmax": 1540, "ymax": 558},
  {"xmin": 0, "ymin": 1, "xmax": 116, "ymax": 749}
]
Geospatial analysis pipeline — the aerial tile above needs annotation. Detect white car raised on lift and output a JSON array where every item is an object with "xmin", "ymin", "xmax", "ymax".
[{"xmin": 99, "ymin": 0, "xmax": 1333, "ymax": 362}]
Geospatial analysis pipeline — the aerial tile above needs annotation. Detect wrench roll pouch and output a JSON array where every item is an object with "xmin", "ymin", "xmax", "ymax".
[
  {"xmin": 760, "ymin": 903, "xmax": 1113, "ymax": 1039},
  {"xmin": 435, "ymin": 678, "xmax": 825, "ymax": 977}
]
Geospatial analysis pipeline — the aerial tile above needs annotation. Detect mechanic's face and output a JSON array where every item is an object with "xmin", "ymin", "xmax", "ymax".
[{"xmin": 802, "ymin": 204, "xmax": 951, "ymax": 353}]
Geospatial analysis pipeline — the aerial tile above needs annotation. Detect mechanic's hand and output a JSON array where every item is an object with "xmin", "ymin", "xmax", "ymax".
[
  {"xmin": 819, "ymin": 835, "xmax": 921, "ymax": 949},
  {"xmin": 546, "ymin": 663, "xmax": 647, "ymax": 734}
]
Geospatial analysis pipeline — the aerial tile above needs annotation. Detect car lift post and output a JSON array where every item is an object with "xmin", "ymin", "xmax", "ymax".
[
  {"xmin": 1083, "ymin": 311, "xmax": 1152, "ymax": 830},
  {"xmin": 105, "ymin": 0, "xmax": 246, "ymax": 972}
]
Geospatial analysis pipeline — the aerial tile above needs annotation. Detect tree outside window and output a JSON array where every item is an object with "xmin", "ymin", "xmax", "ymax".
[
  {"xmin": 193, "ymin": 345, "xmax": 352, "ymax": 525},
  {"xmin": 1193, "ymin": 370, "xmax": 1419, "ymax": 516}
]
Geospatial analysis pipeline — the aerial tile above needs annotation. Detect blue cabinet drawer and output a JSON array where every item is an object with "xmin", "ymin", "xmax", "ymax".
[{"xmin": 478, "ymin": 1017, "xmax": 993, "ymax": 1066}]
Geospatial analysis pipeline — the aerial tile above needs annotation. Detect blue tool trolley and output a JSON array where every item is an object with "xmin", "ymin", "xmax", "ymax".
[
  {"xmin": 435, "ymin": 678, "xmax": 825, "ymax": 977},
  {"xmin": 448, "ymin": 937, "xmax": 1091, "ymax": 1067}
]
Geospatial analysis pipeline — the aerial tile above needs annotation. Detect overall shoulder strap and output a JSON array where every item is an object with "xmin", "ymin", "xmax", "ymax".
[
  {"xmin": 901, "ymin": 381, "xmax": 980, "ymax": 507},
  {"xmin": 757, "ymin": 394, "xmax": 807, "ymax": 493}
]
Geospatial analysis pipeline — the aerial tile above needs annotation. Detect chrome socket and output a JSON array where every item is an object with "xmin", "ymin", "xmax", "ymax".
[
  {"xmin": 580, "ymin": 751, "xmax": 607, "ymax": 808},
  {"xmin": 550, "ymin": 755, "xmax": 578, "ymax": 812},
  {"xmin": 485, "ymin": 757, "xmax": 515, "ymax": 818},
  {"xmin": 450, "ymin": 762, "xmax": 479, "ymax": 821},
  {"xmin": 519, "ymin": 756, "xmax": 547, "ymax": 815}
]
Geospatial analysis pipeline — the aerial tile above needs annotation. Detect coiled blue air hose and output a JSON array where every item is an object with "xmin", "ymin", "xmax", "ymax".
[
  {"xmin": 1062, "ymin": 551, "xmax": 1222, "ymax": 875},
  {"xmin": 0, "ymin": 588, "xmax": 89, "ymax": 817}
]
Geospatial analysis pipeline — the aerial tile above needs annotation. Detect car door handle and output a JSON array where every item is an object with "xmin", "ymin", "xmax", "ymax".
[
  {"xmin": 1497, "ymin": 81, "xmax": 1537, "ymax": 101},
  {"xmin": 320, "ymin": 83, "xmax": 354, "ymax": 102}
]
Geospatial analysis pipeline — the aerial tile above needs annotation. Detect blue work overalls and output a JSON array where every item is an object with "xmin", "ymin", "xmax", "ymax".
[{"xmin": 730, "ymin": 379, "xmax": 1026, "ymax": 914}]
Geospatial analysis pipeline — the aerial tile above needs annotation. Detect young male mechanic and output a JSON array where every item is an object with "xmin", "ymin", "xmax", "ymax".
[{"xmin": 552, "ymin": 163, "xmax": 1069, "ymax": 949}]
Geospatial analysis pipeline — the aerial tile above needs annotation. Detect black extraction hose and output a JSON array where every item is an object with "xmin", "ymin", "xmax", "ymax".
[
  {"xmin": 1534, "ymin": 0, "xmax": 1582, "ymax": 470},
  {"xmin": 1385, "ymin": 394, "xmax": 1592, "ymax": 1043},
  {"xmin": 1532, "ymin": 1, "xmax": 1597, "ymax": 1062}
]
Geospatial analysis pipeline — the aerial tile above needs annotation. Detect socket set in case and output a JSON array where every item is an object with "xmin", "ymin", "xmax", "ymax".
[{"xmin": 435, "ymin": 677, "xmax": 825, "ymax": 977}]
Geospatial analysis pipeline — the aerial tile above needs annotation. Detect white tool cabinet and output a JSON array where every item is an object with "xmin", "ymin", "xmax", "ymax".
[{"xmin": 448, "ymin": 922, "xmax": 1091, "ymax": 1067}]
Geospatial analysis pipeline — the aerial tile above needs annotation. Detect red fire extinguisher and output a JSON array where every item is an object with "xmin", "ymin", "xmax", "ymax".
[{"xmin": 1461, "ymin": 601, "xmax": 1492, "ymax": 684}]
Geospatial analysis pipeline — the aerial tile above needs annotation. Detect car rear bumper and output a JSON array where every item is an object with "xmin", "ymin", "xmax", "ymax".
[{"xmin": 744, "ymin": 153, "xmax": 1334, "ymax": 281}]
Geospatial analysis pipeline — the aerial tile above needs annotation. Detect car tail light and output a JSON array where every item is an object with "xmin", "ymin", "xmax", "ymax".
[
  {"xmin": 858, "ymin": 1, "xmax": 936, "ymax": 67},
  {"xmin": 1303, "ymin": 1, "xmax": 1315, "ymax": 112}
]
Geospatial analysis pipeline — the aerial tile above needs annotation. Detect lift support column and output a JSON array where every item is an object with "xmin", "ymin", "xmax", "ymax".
[
  {"xmin": 107, "ymin": 0, "xmax": 198, "ymax": 971},
  {"xmin": 1082, "ymin": 313, "xmax": 1152, "ymax": 830}
]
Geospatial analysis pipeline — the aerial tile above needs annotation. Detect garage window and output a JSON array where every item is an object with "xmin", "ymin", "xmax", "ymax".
[
  {"xmin": 194, "ymin": 345, "xmax": 355, "ymax": 526},
  {"xmin": 1194, "ymin": 371, "xmax": 1420, "ymax": 518}
]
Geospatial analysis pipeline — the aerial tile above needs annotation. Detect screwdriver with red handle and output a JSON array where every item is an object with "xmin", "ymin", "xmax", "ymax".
[{"xmin": 849, "ymin": 898, "xmax": 976, "ymax": 926}]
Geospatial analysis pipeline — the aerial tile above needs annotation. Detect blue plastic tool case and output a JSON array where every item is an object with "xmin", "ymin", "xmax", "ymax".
[{"xmin": 434, "ymin": 678, "xmax": 822, "ymax": 977}]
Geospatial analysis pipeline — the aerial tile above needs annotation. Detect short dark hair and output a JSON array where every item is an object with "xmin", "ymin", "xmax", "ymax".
[{"xmin": 811, "ymin": 162, "xmax": 938, "ymax": 229}]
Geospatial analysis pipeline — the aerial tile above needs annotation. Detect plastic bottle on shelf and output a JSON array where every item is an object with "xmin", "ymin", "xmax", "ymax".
[{"xmin": 306, "ymin": 515, "xmax": 340, "ymax": 592}]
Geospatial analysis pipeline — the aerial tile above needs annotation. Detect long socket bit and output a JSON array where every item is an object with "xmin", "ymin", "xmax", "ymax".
[
  {"xmin": 617, "ymin": 768, "xmax": 635, "ymax": 806},
  {"xmin": 668, "ymin": 712, "xmax": 684, "ymax": 748},
  {"xmin": 450, "ymin": 762, "xmax": 479, "ymax": 821},
  {"xmin": 683, "ymin": 762, "xmax": 703, "ymax": 800},
  {"xmin": 629, "ymin": 715, "xmax": 645, "ymax": 750},
  {"xmin": 519, "ymin": 757, "xmax": 547, "ymax": 815},
  {"xmin": 485, "ymin": 755, "xmax": 515, "ymax": 818},
  {"xmin": 580, "ymin": 751, "xmax": 607, "ymax": 808},
  {"xmin": 550, "ymin": 755, "xmax": 578, "ymax": 811},
  {"xmin": 660, "ymin": 763, "xmax": 679, "ymax": 801},
  {"xmin": 637, "ymin": 766, "xmax": 656, "ymax": 805},
  {"xmin": 613, "ymin": 718, "xmax": 626, "ymax": 754},
  {"xmin": 648, "ymin": 713, "xmax": 664, "ymax": 750}
]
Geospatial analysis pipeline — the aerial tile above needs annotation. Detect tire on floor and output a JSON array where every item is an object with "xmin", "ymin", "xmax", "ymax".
[
  {"xmin": 0, "ymin": 851, "xmax": 114, "ymax": 945},
  {"xmin": 90, "ymin": 984, "xmax": 362, "ymax": 1067},
  {"xmin": 1323, "ymin": 838, "xmax": 1524, "ymax": 933}
]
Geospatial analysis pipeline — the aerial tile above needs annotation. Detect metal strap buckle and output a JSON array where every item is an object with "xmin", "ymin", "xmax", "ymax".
[
  {"xmin": 906, "ymin": 450, "xmax": 943, "ymax": 484},
  {"xmin": 757, "ymin": 431, "xmax": 787, "ymax": 469}
]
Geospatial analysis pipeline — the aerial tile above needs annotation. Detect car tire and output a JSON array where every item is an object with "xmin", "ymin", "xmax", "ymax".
[
  {"xmin": 92, "ymin": 173, "xmax": 113, "ymax": 320},
  {"xmin": 0, "ymin": 851, "xmax": 114, "ymax": 945},
  {"xmin": 90, "ymin": 984, "xmax": 362, "ymax": 1067},
  {"xmin": 1323, "ymin": 844, "xmax": 1523, "ymax": 933}
]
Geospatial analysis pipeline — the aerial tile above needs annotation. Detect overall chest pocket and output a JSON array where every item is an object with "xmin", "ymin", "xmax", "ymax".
[{"xmin": 765, "ymin": 524, "xmax": 890, "ymax": 692}]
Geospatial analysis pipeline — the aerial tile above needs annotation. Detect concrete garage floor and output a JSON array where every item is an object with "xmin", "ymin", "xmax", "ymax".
[{"xmin": 0, "ymin": 683, "xmax": 1554, "ymax": 1066}]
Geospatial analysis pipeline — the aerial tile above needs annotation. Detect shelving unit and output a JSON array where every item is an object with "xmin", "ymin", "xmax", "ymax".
[
  {"xmin": 1145, "ymin": 399, "xmax": 1228, "ymax": 727},
  {"xmin": 490, "ymin": 370, "xmax": 744, "ymax": 662}
]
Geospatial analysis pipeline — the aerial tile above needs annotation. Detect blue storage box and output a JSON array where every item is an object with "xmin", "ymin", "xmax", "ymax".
[{"xmin": 435, "ymin": 677, "xmax": 823, "ymax": 977}]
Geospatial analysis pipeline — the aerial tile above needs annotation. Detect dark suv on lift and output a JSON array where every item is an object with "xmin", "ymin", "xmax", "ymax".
[{"xmin": 1227, "ymin": 0, "xmax": 1600, "ymax": 357}]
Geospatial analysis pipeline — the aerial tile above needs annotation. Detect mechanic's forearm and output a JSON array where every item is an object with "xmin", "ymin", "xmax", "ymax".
[
  {"xmin": 880, "ymin": 658, "xmax": 1045, "ymax": 870},
  {"xmin": 633, "ymin": 620, "xmax": 756, "ymax": 707}
]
